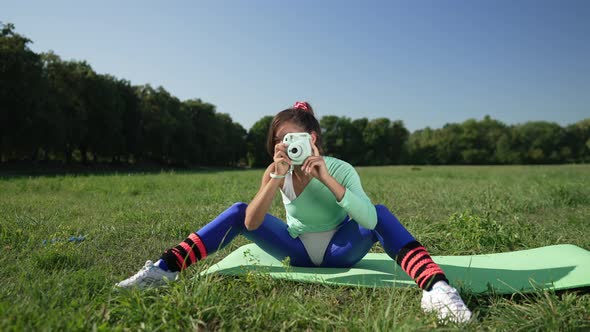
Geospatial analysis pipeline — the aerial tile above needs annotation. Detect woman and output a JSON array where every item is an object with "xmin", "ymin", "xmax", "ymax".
[{"xmin": 117, "ymin": 101, "xmax": 472, "ymax": 323}]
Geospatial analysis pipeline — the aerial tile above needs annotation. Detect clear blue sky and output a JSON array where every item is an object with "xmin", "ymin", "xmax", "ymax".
[{"xmin": 3, "ymin": 0, "xmax": 589, "ymax": 131}]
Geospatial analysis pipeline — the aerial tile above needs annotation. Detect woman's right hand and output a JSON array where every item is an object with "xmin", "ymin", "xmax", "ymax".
[{"xmin": 273, "ymin": 142, "xmax": 292, "ymax": 176}]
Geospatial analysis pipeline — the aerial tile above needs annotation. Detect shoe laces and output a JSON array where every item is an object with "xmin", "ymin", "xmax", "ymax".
[
  {"xmin": 435, "ymin": 285, "xmax": 468, "ymax": 310},
  {"xmin": 127, "ymin": 260, "xmax": 154, "ymax": 282}
]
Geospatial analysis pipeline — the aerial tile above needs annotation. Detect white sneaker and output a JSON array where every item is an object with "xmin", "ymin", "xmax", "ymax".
[
  {"xmin": 116, "ymin": 260, "xmax": 179, "ymax": 289},
  {"xmin": 421, "ymin": 281, "xmax": 472, "ymax": 324}
]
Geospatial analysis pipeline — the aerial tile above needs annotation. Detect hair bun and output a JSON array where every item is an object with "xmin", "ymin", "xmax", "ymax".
[{"xmin": 293, "ymin": 101, "xmax": 314, "ymax": 114}]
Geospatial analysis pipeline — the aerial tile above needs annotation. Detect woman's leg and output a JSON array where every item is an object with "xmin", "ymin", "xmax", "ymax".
[
  {"xmin": 322, "ymin": 204, "xmax": 448, "ymax": 290},
  {"xmin": 321, "ymin": 204, "xmax": 417, "ymax": 268},
  {"xmin": 159, "ymin": 202, "xmax": 314, "ymax": 271},
  {"xmin": 373, "ymin": 204, "xmax": 448, "ymax": 290},
  {"xmin": 320, "ymin": 217, "xmax": 376, "ymax": 268}
]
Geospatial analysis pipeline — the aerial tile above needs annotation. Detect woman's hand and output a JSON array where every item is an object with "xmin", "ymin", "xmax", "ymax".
[
  {"xmin": 273, "ymin": 142, "xmax": 292, "ymax": 176},
  {"xmin": 302, "ymin": 144, "xmax": 330, "ymax": 183}
]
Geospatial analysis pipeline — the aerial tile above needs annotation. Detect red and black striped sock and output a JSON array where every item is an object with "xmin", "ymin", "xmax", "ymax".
[
  {"xmin": 395, "ymin": 241, "xmax": 448, "ymax": 291},
  {"xmin": 160, "ymin": 233, "xmax": 208, "ymax": 272}
]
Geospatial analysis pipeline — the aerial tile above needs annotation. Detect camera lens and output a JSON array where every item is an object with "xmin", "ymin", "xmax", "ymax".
[{"xmin": 291, "ymin": 147, "xmax": 298, "ymax": 154}]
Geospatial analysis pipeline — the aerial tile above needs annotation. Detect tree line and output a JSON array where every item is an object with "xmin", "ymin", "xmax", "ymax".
[
  {"xmin": 246, "ymin": 115, "xmax": 589, "ymax": 167},
  {"xmin": 1, "ymin": 23, "xmax": 247, "ymax": 167},
  {"xmin": 2, "ymin": 23, "xmax": 589, "ymax": 168}
]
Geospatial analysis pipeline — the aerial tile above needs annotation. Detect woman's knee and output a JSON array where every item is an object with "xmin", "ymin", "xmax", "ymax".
[
  {"xmin": 230, "ymin": 202, "xmax": 248, "ymax": 216},
  {"xmin": 373, "ymin": 204, "xmax": 416, "ymax": 251},
  {"xmin": 374, "ymin": 204, "xmax": 403, "ymax": 226},
  {"xmin": 375, "ymin": 204, "xmax": 405, "ymax": 232},
  {"xmin": 206, "ymin": 202, "xmax": 248, "ymax": 229},
  {"xmin": 375, "ymin": 204, "xmax": 393, "ymax": 218},
  {"xmin": 231, "ymin": 201, "xmax": 248, "ymax": 209}
]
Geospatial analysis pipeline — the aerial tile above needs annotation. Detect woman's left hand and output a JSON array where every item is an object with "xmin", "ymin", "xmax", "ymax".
[{"xmin": 302, "ymin": 144, "xmax": 330, "ymax": 183}]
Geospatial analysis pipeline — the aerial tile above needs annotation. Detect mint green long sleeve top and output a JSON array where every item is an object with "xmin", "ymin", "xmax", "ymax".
[{"xmin": 284, "ymin": 156, "xmax": 377, "ymax": 238}]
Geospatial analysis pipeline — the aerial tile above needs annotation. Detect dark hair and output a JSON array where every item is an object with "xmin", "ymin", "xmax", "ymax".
[{"xmin": 266, "ymin": 101, "xmax": 324, "ymax": 157}]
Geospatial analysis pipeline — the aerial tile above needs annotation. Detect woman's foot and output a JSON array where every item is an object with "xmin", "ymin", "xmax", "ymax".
[
  {"xmin": 116, "ymin": 260, "xmax": 179, "ymax": 289},
  {"xmin": 421, "ymin": 281, "xmax": 472, "ymax": 323}
]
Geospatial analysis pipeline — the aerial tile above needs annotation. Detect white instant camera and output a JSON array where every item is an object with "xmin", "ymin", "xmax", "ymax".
[{"xmin": 283, "ymin": 132, "xmax": 313, "ymax": 165}]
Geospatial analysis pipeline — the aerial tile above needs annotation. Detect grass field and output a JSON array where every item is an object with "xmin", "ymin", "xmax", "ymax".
[{"xmin": 1, "ymin": 165, "xmax": 589, "ymax": 331}]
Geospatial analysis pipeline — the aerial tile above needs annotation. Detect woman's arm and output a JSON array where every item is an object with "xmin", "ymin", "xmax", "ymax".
[
  {"xmin": 320, "ymin": 175, "xmax": 345, "ymax": 202},
  {"xmin": 244, "ymin": 164, "xmax": 282, "ymax": 231},
  {"xmin": 302, "ymin": 144, "xmax": 345, "ymax": 200},
  {"xmin": 333, "ymin": 167, "xmax": 377, "ymax": 230},
  {"xmin": 318, "ymin": 165, "xmax": 377, "ymax": 229},
  {"xmin": 302, "ymin": 146, "xmax": 377, "ymax": 229},
  {"xmin": 245, "ymin": 142, "xmax": 291, "ymax": 230}
]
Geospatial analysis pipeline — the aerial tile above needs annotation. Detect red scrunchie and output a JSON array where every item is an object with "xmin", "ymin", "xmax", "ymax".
[{"xmin": 293, "ymin": 101, "xmax": 309, "ymax": 111}]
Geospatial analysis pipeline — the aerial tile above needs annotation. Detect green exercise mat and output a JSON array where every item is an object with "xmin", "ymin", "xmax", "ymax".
[{"xmin": 201, "ymin": 243, "xmax": 590, "ymax": 294}]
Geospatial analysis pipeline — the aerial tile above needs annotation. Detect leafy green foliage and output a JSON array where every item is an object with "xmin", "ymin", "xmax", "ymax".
[
  {"xmin": 246, "ymin": 116, "xmax": 273, "ymax": 167},
  {"xmin": 2, "ymin": 23, "xmax": 589, "ymax": 167},
  {"xmin": 1, "ymin": 23, "xmax": 248, "ymax": 167},
  {"xmin": 0, "ymin": 22, "xmax": 45, "ymax": 160}
]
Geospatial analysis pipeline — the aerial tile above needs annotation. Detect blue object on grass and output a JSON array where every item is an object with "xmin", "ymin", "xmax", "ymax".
[{"xmin": 42, "ymin": 235, "xmax": 86, "ymax": 245}]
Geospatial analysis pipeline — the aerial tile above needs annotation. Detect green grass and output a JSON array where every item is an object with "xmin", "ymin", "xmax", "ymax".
[{"xmin": 1, "ymin": 165, "xmax": 589, "ymax": 331}]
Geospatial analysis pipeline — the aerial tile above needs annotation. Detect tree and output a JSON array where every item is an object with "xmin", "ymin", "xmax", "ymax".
[
  {"xmin": 168, "ymin": 102, "xmax": 195, "ymax": 166},
  {"xmin": 84, "ymin": 74, "xmax": 124, "ymax": 163},
  {"xmin": 117, "ymin": 79, "xmax": 142, "ymax": 163},
  {"xmin": 41, "ymin": 53, "xmax": 94, "ymax": 163},
  {"xmin": 0, "ymin": 22, "xmax": 45, "ymax": 161},
  {"xmin": 389, "ymin": 120, "xmax": 410, "ymax": 164},
  {"xmin": 214, "ymin": 113, "xmax": 247, "ymax": 166},
  {"xmin": 408, "ymin": 127, "xmax": 438, "ymax": 164},
  {"xmin": 187, "ymin": 99, "xmax": 219, "ymax": 165},
  {"xmin": 363, "ymin": 118, "xmax": 391, "ymax": 165},
  {"xmin": 457, "ymin": 116, "xmax": 508, "ymax": 164},
  {"xmin": 247, "ymin": 116, "xmax": 273, "ymax": 167},
  {"xmin": 564, "ymin": 118, "xmax": 590, "ymax": 162},
  {"xmin": 321, "ymin": 115, "xmax": 355, "ymax": 160},
  {"xmin": 510, "ymin": 121, "xmax": 565, "ymax": 164},
  {"xmin": 350, "ymin": 118, "xmax": 368, "ymax": 165},
  {"xmin": 229, "ymin": 122, "xmax": 248, "ymax": 166},
  {"xmin": 136, "ymin": 85, "xmax": 180, "ymax": 163}
]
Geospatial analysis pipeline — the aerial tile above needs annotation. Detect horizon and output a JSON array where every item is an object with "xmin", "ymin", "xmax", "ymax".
[{"xmin": 3, "ymin": 0, "xmax": 589, "ymax": 132}]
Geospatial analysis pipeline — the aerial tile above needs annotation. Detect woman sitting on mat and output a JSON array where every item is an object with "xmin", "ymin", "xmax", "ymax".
[{"xmin": 117, "ymin": 101, "xmax": 472, "ymax": 323}]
